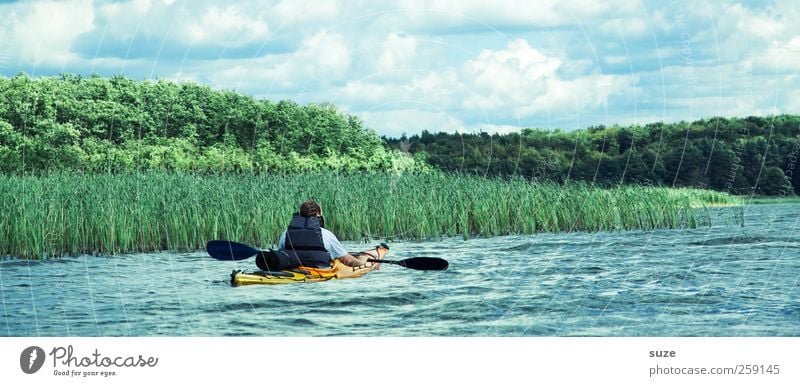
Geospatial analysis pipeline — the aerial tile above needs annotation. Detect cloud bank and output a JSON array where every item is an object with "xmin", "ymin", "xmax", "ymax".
[{"xmin": 0, "ymin": 0, "xmax": 797, "ymax": 136}]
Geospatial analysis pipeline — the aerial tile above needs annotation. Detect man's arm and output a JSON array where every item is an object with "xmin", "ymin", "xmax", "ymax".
[{"xmin": 338, "ymin": 253, "xmax": 368, "ymax": 267}]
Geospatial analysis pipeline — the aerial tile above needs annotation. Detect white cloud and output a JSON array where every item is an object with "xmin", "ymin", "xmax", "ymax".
[
  {"xmin": 12, "ymin": 0, "xmax": 94, "ymax": 69},
  {"xmin": 396, "ymin": 0, "xmax": 612, "ymax": 31},
  {"xmin": 271, "ymin": 0, "xmax": 342, "ymax": 27},
  {"xmin": 459, "ymin": 38, "xmax": 631, "ymax": 116},
  {"xmin": 330, "ymin": 38, "xmax": 632, "ymax": 131},
  {"xmin": 339, "ymin": 80, "xmax": 396, "ymax": 104},
  {"xmin": 210, "ymin": 31, "xmax": 352, "ymax": 90},
  {"xmin": 648, "ymin": 10, "xmax": 673, "ymax": 35},
  {"xmin": 95, "ymin": 0, "xmax": 155, "ymax": 39},
  {"xmin": 376, "ymin": 33, "xmax": 418, "ymax": 72},
  {"xmin": 0, "ymin": 6, "xmax": 17, "ymax": 69},
  {"xmin": 95, "ymin": 1, "xmax": 270, "ymax": 48},
  {"xmin": 740, "ymin": 9, "xmax": 783, "ymax": 41},
  {"xmin": 460, "ymin": 39, "xmax": 560, "ymax": 109},
  {"xmin": 604, "ymin": 55, "xmax": 628, "ymax": 65},
  {"xmin": 600, "ymin": 17, "xmax": 649, "ymax": 39},
  {"xmin": 528, "ymin": 74, "xmax": 632, "ymax": 115},
  {"xmin": 1, "ymin": 0, "xmax": 798, "ymax": 136},
  {"xmin": 784, "ymin": 89, "xmax": 800, "ymax": 112},
  {"xmin": 754, "ymin": 42, "xmax": 800, "ymax": 73},
  {"xmin": 359, "ymin": 109, "xmax": 464, "ymax": 137},
  {"xmin": 407, "ymin": 70, "xmax": 463, "ymax": 108},
  {"xmin": 179, "ymin": 6, "xmax": 269, "ymax": 47},
  {"xmin": 636, "ymin": 61, "xmax": 793, "ymax": 121},
  {"xmin": 468, "ymin": 39, "xmax": 560, "ymax": 81},
  {"xmin": 304, "ymin": 31, "xmax": 352, "ymax": 75},
  {"xmin": 697, "ymin": 2, "xmax": 800, "ymax": 65},
  {"xmin": 329, "ymin": 70, "xmax": 464, "ymax": 113},
  {"xmin": 787, "ymin": 37, "xmax": 800, "ymax": 51}
]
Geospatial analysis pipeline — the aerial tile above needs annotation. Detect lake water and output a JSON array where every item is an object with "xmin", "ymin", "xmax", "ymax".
[{"xmin": 1, "ymin": 203, "xmax": 798, "ymax": 336}]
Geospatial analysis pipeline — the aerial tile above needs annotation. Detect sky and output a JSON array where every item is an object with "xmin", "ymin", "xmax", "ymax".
[{"xmin": 0, "ymin": 0, "xmax": 798, "ymax": 137}]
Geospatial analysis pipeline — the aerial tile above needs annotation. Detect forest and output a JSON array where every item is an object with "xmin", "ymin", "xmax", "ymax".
[
  {"xmin": 384, "ymin": 116, "xmax": 800, "ymax": 196},
  {"xmin": 0, "ymin": 73, "xmax": 425, "ymax": 173},
  {"xmin": 1, "ymin": 73, "xmax": 797, "ymax": 196}
]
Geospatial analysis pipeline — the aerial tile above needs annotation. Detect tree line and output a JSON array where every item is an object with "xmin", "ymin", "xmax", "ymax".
[
  {"xmin": 384, "ymin": 116, "xmax": 800, "ymax": 196},
  {"xmin": 0, "ymin": 73, "xmax": 424, "ymax": 173},
  {"xmin": 2, "ymin": 73, "xmax": 797, "ymax": 196}
]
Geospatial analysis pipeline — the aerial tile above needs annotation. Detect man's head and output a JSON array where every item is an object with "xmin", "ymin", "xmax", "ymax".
[{"xmin": 299, "ymin": 200, "xmax": 322, "ymax": 217}]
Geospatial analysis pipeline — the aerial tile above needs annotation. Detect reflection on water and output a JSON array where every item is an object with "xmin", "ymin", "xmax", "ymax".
[{"xmin": 1, "ymin": 204, "xmax": 798, "ymax": 336}]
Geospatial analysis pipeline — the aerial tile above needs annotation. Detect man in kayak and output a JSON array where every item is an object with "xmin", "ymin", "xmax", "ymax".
[{"xmin": 256, "ymin": 200, "xmax": 372, "ymax": 270}]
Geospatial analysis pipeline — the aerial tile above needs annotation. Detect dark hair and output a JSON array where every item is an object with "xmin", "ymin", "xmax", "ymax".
[{"xmin": 299, "ymin": 200, "xmax": 322, "ymax": 217}]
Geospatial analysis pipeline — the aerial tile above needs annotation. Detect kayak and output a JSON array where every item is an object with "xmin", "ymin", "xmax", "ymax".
[{"xmin": 230, "ymin": 244, "xmax": 388, "ymax": 286}]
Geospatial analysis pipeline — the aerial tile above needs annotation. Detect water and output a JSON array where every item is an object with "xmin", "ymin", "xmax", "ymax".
[{"xmin": 1, "ymin": 204, "xmax": 798, "ymax": 336}]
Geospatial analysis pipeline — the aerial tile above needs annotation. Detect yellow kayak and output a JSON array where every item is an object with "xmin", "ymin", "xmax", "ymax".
[{"xmin": 230, "ymin": 245, "xmax": 388, "ymax": 286}]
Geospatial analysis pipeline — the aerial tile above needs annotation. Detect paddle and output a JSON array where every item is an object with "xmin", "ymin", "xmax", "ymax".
[
  {"xmin": 366, "ymin": 257, "xmax": 449, "ymax": 271},
  {"xmin": 206, "ymin": 240, "xmax": 449, "ymax": 271},
  {"xmin": 206, "ymin": 240, "xmax": 261, "ymax": 261}
]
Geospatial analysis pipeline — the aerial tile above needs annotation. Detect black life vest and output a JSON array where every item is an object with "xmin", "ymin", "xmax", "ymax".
[{"xmin": 280, "ymin": 214, "xmax": 331, "ymax": 268}]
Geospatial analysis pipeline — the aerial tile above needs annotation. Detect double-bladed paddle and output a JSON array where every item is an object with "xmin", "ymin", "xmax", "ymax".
[
  {"xmin": 367, "ymin": 256, "xmax": 449, "ymax": 271},
  {"xmin": 205, "ymin": 240, "xmax": 449, "ymax": 271},
  {"xmin": 206, "ymin": 240, "xmax": 262, "ymax": 261}
]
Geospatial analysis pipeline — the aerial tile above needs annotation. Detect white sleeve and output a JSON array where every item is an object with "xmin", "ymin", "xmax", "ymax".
[
  {"xmin": 277, "ymin": 231, "xmax": 286, "ymax": 249},
  {"xmin": 321, "ymin": 229, "xmax": 349, "ymax": 258}
]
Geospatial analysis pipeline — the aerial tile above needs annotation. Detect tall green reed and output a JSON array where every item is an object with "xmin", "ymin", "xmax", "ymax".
[{"xmin": 0, "ymin": 172, "xmax": 740, "ymax": 259}]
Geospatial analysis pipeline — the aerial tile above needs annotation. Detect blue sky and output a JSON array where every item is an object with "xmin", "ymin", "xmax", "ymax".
[{"xmin": 0, "ymin": 0, "xmax": 798, "ymax": 137}]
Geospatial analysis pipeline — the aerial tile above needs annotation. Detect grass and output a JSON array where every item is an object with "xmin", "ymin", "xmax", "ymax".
[{"xmin": 0, "ymin": 172, "xmax": 741, "ymax": 259}]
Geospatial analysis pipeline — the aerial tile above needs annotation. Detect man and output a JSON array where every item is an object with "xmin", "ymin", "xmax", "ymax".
[{"xmin": 257, "ymin": 200, "xmax": 370, "ymax": 270}]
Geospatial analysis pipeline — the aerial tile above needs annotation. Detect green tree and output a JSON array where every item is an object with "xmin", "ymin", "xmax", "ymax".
[{"xmin": 756, "ymin": 166, "xmax": 792, "ymax": 195}]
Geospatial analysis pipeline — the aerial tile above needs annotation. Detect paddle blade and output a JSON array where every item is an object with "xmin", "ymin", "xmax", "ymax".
[
  {"xmin": 400, "ymin": 257, "xmax": 449, "ymax": 271},
  {"xmin": 206, "ymin": 240, "xmax": 261, "ymax": 261}
]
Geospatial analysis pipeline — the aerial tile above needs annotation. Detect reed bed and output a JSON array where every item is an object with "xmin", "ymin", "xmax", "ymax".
[{"xmin": 0, "ymin": 172, "xmax": 740, "ymax": 259}]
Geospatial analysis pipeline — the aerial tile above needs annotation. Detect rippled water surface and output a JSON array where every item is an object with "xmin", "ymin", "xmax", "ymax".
[{"xmin": 2, "ymin": 204, "xmax": 798, "ymax": 336}]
